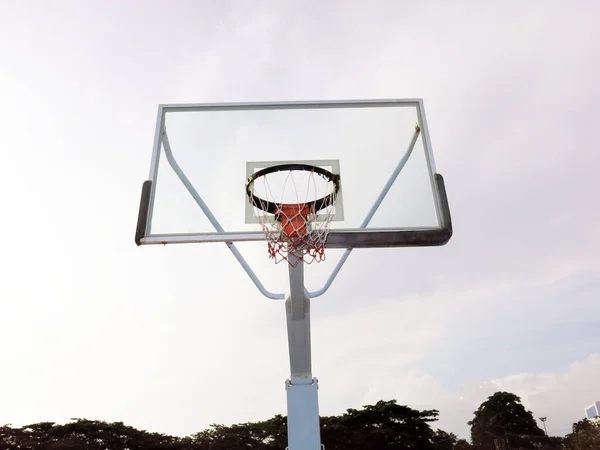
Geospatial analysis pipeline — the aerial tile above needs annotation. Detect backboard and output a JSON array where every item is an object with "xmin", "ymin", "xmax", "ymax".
[{"xmin": 135, "ymin": 99, "xmax": 451, "ymax": 250}]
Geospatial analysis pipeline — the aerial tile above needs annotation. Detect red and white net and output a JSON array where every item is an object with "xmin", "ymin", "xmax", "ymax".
[{"xmin": 247, "ymin": 169, "xmax": 338, "ymax": 266}]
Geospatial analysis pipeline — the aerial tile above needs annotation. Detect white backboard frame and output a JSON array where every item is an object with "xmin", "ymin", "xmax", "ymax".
[{"xmin": 136, "ymin": 99, "xmax": 451, "ymax": 250}]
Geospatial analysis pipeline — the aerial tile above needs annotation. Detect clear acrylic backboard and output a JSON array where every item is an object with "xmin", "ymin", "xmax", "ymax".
[{"xmin": 136, "ymin": 99, "xmax": 452, "ymax": 250}]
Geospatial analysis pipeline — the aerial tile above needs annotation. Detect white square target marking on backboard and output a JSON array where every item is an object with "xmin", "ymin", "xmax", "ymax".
[{"xmin": 245, "ymin": 159, "xmax": 345, "ymax": 225}]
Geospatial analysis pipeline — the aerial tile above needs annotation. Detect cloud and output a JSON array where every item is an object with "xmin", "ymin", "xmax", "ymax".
[
  {"xmin": 311, "ymin": 269, "xmax": 600, "ymax": 439},
  {"xmin": 317, "ymin": 353, "xmax": 600, "ymax": 440},
  {"xmin": 487, "ymin": 354, "xmax": 600, "ymax": 436}
]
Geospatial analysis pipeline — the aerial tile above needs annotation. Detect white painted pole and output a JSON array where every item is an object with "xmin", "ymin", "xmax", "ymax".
[{"xmin": 285, "ymin": 253, "xmax": 321, "ymax": 450}]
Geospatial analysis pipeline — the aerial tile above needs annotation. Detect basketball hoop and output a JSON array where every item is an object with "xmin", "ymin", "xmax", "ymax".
[{"xmin": 245, "ymin": 164, "xmax": 340, "ymax": 266}]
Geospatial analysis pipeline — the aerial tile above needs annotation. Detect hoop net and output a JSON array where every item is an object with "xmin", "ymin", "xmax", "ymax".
[{"xmin": 247, "ymin": 169, "xmax": 338, "ymax": 266}]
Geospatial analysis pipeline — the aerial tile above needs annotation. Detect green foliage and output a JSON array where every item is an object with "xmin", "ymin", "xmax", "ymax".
[
  {"xmin": 191, "ymin": 414, "xmax": 287, "ymax": 449},
  {"xmin": 468, "ymin": 391, "xmax": 545, "ymax": 449},
  {"xmin": 325, "ymin": 400, "xmax": 439, "ymax": 450},
  {"xmin": 433, "ymin": 429, "xmax": 458, "ymax": 450},
  {"xmin": 24, "ymin": 394, "xmax": 600, "ymax": 450},
  {"xmin": 10, "ymin": 393, "xmax": 600, "ymax": 450},
  {"xmin": 571, "ymin": 418, "xmax": 595, "ymax": 435},
  {"xmin": 454, "ymin": 438, "xmax": 473, "ymax": 449},
  {"xmin": 0, "ymin": 401, "xmax": 443, "ymax": 450},
  {"xmin": 0, "ymin": 419, "xmax": 183, "ymax": 449},
  {"xmin": 565, "ymin": 419, "xmax": 600, "ymax": 450}
]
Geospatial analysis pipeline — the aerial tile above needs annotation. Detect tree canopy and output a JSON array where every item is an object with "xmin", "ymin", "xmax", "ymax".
[
  {"xmin": 2, "ymin": 393, "xmax": 596, "ymax": 449},
  {"xmin": 565, "ymin": 419, "xmax": 600, "ymax": 450},
  {"xmin": 0, "ymin": 400, "xmax": 440, "ymax": 450},
  {"xmin": 468, "ymin": 391, "xmax": 545, "ymax": 449}
]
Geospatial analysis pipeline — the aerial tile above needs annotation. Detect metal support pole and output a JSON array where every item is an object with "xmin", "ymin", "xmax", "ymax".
[
  {"xmin": 539, "ymin": 417, "xmax": 548, "ymax": 435},
  {"xmin": 308, "ymin": 124, "xmax": 421, "ymax": 298},
  {"xmin": 285, "ymin": 253, "xmax": 321, "ymax": 450}
]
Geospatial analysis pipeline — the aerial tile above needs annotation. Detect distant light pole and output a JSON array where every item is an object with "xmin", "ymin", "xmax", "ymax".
[{"xmin": 538, "ymin": 417, "xmax": 548, "ymax": 435}]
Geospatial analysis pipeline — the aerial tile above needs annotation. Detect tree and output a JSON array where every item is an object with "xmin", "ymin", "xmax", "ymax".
[
  {"xmin": 565, "ymin": 419, "xmax": 600, "ymax": 450},
  {"xmin": 468, "ymin": 391, "xmax": 545, "ymax": 449},
  {"xmin": 433, "ymin": 429, "xmax": 458, "ymax": 450},
  {"xmin": 572, "ymin": 418, "xmax": 595, "ymax": 434},
  {"xmin": 329, "ymin": 399, "xmax": 440, "ymax": 449},
  {"xmin": 191, "ymin": 415, "xmax": 286, "ymax": 449},
  {"xmin": 454, "ymin": 438, "xmax": 473, "ymax": 449},
  {"xmin": 0, "ymin": 419, "xmax": 185, "ymax": 449},
  {"xmin": 0, "ymin": 399, "xmax": 451, "ymax": 450}
]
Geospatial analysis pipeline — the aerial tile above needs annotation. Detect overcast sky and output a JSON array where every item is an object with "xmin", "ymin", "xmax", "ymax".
[{"xmin": 1, "ymin": 0, "xmax": 599, "ymax": 441}]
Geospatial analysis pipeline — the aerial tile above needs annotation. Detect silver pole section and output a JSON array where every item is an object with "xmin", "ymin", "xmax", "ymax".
[
  {"xmin": 308, "ymin": 124, "xmax": 421, "ymax": 298},
  {"xmin": 285, "ymin": 253, "xmax": 321, "ymax": 450},
  {"xmin": 286, "ymin": 255, "xmax": 311, "ymax": 379},
  {"xmin": 162, "ymin": 130, "xmax": 285, "ymax": 300}
]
